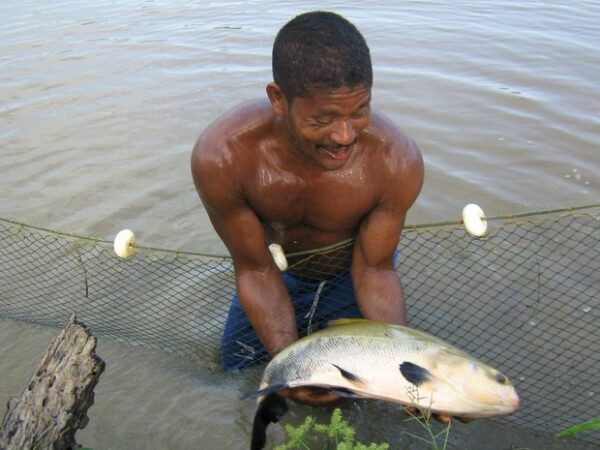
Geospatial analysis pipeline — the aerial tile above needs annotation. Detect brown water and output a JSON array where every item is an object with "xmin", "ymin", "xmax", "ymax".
[{"xmin": 1, "ymin": 1, "xmax": 599, "ymax": 449}]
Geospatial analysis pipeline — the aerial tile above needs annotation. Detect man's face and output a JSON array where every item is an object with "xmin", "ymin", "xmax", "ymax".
[{"xmin": 282, "ymin": 85, "xmax": 372, "ymax": 171}]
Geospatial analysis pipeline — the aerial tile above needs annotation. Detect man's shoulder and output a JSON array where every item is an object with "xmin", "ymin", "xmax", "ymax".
[
  {"xmin": 192, "ymin": 99, "xmax": 273, "ymax": 165},
  {"xmin": 367, "ymin": 111, "xmax": 421, "ymax": 169},
  {"xmin": 192, "ymin": 100, "xmax": 274, "ymax": 201},
  {"xmin": 362, "ymin": 111, "xmax": 424, "ymax": 208}
]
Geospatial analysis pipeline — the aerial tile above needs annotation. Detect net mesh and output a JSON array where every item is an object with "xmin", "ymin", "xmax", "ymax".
[{"xmin": 1, "ymin": 205, "xmax": 599, "ymax": 444}]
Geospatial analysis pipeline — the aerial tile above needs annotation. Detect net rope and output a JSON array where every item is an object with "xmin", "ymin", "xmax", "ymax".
[{"xmin": 1, "ymin": 204, "xmax": 599, "ymax": 443}]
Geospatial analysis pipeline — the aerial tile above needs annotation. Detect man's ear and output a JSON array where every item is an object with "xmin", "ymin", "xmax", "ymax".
[{"xmin": 266, "ymin": 82, "xmax": 288, "ymax": 117}]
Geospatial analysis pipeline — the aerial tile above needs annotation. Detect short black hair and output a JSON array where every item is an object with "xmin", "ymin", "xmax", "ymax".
[{"xmin": 272, "ymin": 11, "xmax": 372, "ymax": 101}]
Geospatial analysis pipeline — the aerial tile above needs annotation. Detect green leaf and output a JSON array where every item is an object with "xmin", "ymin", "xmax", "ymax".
[
  {"xmin": 279, "ymin": 408, "xmax": 392, "ymax": 449},
  {"xmin": 556, "ymin": 417, "xmax": 600, "ymax": 437}
]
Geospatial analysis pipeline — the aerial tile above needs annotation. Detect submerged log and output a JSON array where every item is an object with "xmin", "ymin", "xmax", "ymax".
[{"xmin": 0, "ymin": 314, "xmax": 105, "ymax": 450}]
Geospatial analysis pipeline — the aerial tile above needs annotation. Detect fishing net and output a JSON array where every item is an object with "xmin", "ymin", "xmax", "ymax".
[{"xmin": 0, "ymin": 204, "xmax": 598, "ymax": 444}]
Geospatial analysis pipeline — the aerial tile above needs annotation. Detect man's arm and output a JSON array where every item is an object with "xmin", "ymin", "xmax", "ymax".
[
  {"xmin": 191, "ymin": 138, "xmax": 297, "ymax": 356},
  {"xmin": 351, "ymin": 137, "xmax": 424, "ymax": 325}
]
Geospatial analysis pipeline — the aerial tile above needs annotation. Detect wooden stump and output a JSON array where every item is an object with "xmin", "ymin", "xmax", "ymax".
[{"xmin": 0, "ymin": 314, "xmax": 105, "ymax": 450}]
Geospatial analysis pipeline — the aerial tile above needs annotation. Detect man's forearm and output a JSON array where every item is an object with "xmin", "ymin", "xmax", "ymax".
[
  {"xmin": 353, "ymin": 268, "xmax": 407, "ymax": 325},
  {"xmin": 236, "ymin": 268, "xmax": 298, "ymax": 355}
]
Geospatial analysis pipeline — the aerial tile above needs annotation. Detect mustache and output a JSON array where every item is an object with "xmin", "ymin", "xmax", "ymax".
[{"xmin": 315, "ymin": 139, "xmax": 357, "ymax": 152}]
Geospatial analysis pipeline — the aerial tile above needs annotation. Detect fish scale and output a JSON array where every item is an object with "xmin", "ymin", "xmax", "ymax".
[{"xmin": 264, "ymin": 328, "xmax": 434, "ymax": 389}]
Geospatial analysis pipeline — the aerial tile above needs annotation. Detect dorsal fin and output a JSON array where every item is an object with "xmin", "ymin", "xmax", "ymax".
[{"xmin": 327, "ymin": 318, "xmax": 370, "ymax": 327}]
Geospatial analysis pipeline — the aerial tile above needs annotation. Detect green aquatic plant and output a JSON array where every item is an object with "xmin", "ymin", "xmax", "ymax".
[
  {"xmin": 313, "ymin": 408, "xmax": 389, "ymax": 450},
  {"xmin": 401, "ymin": 406, "xmax": 451, "ymax": 450},
  {"xmin": 274, "ymin": 404, "xmax": 456, "ymax": 450},
  {"xmin": 400, "ymin": 387, "xmax": 450, "ymax": 450},
  {"xmin": 276, "ymin": 415, "xmax": 316, "ymax": 450},
  {"xmin": 274, "ymin": 408, "xmax": 389, "ymax": 450},
  {"xmin": 556, "ymin": 417, "xmax": 600, "ymax": 438}
]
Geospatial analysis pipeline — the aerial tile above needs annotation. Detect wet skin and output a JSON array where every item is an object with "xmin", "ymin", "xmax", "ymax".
[{"xmin": 191, "ymin": 83, "xmax": 424, "ymax": 404}]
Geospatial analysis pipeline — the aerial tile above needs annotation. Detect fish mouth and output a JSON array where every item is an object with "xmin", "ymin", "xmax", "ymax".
[
  {"xmin": 435, "ymin": 385, "xmax": 520, "ymax": 418},
  {"xmin": 494, "ymin": 388, "xmax": 520, "ymax": 414},
  {"xmin": 506, "ymin": 392, "xmax": 520, "ymax": 412},
  {"xmin": 472, "ymin": 393, "xmax": 520, "ymax": 417}
]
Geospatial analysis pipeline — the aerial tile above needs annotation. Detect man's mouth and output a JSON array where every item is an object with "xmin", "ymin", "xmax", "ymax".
[{"xmin": 316, "ymin": 141, "xmax": 356, "ymax": 160}]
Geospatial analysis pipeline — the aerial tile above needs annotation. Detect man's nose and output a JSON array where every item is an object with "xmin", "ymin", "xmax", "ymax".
[{"xmin": 330, "ymin": 120, "xmax": 356, "ymax": 145}]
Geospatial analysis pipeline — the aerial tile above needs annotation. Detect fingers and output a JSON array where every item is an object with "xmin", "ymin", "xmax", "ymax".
[
  {"xmin": 454, "ymin": 416, "xmax": 473, "ymax": 424},
  {"xmin": 432, "ymin": 413, "xmax": 473, "ymax": 424},
  {"xmin": 278, "ymin": 387, "xmax": 340, "ymax": 406},
  {"xmin": 277, "ymin": 392, "xmax": 473, "ymax": 422},
  {"xmin": 403, "ymin": 407, "xmax": 471, "ymax": 425},
  {"xmin": 432, "ymin": 413, "xmax": 451, "ymax": 424},
  {"xmin": 403, "ymin": 406, "xmax": 419, "ymax": 417},
  {"xmin": 403, "ymin": 406, "xmax": 430, "ymax": 420}
]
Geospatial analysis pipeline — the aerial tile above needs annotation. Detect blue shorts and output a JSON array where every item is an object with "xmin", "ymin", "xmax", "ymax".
[{"xmin": 220, "ymin": 269, "xmax": 361, "ymax": 372}]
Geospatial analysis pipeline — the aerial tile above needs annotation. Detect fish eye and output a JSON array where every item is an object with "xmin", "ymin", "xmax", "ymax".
[{"xmin": 495, "ymin": 372, "xmax": 508, "ymax": 385}]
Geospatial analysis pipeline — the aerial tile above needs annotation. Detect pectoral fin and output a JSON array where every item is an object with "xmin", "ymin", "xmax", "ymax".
[
  {"xmin": 399, "ymin": 361, "xmax": 432, "ymax": 386},
  {"xmin": 332, "ymin": 364, "xmax": 366, "ymax": 385}
]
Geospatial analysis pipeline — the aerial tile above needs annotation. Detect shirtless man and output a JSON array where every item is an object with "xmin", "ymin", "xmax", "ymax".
[{"xmin": 191, "ymin": 12, "xmax": 423, "ymax": 390}]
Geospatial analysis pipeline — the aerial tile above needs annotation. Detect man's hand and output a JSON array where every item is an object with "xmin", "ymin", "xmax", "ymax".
[
  {"xmin": 277, "ymin": 386, "xmax": 340, "ymax": 406},
  {"xmin": 403, "ymin": 406, "xmax": 472, "ymax": 424}
]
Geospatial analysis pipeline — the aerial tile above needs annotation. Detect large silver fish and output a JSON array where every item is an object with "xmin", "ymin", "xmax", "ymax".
[{"xmin": 244, "ymin": 319, "xmax": 519, "ymax": 450}]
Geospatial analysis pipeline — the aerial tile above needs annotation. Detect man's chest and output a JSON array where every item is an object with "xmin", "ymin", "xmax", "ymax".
[{"xmin": 244, "ymin": 167, "xmax": 376, "ymax": 232}]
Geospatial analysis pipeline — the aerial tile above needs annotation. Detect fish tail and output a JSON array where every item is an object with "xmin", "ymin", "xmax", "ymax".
[{"xmin": 250, "ymin": 392, "xmax": 289, "ymax": 450}]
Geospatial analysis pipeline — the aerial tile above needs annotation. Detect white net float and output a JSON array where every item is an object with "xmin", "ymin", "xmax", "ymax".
[
  {"xmin": 113, "ymin": 229, "xmax": 137, "ymax": 259},
  {"xmin": 268, "ymin": 243, "xmax": 288, "ymax": 271},
  {"xmin": 462, "ymin": 204, "xmax": 488, "ymax": 237}
]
